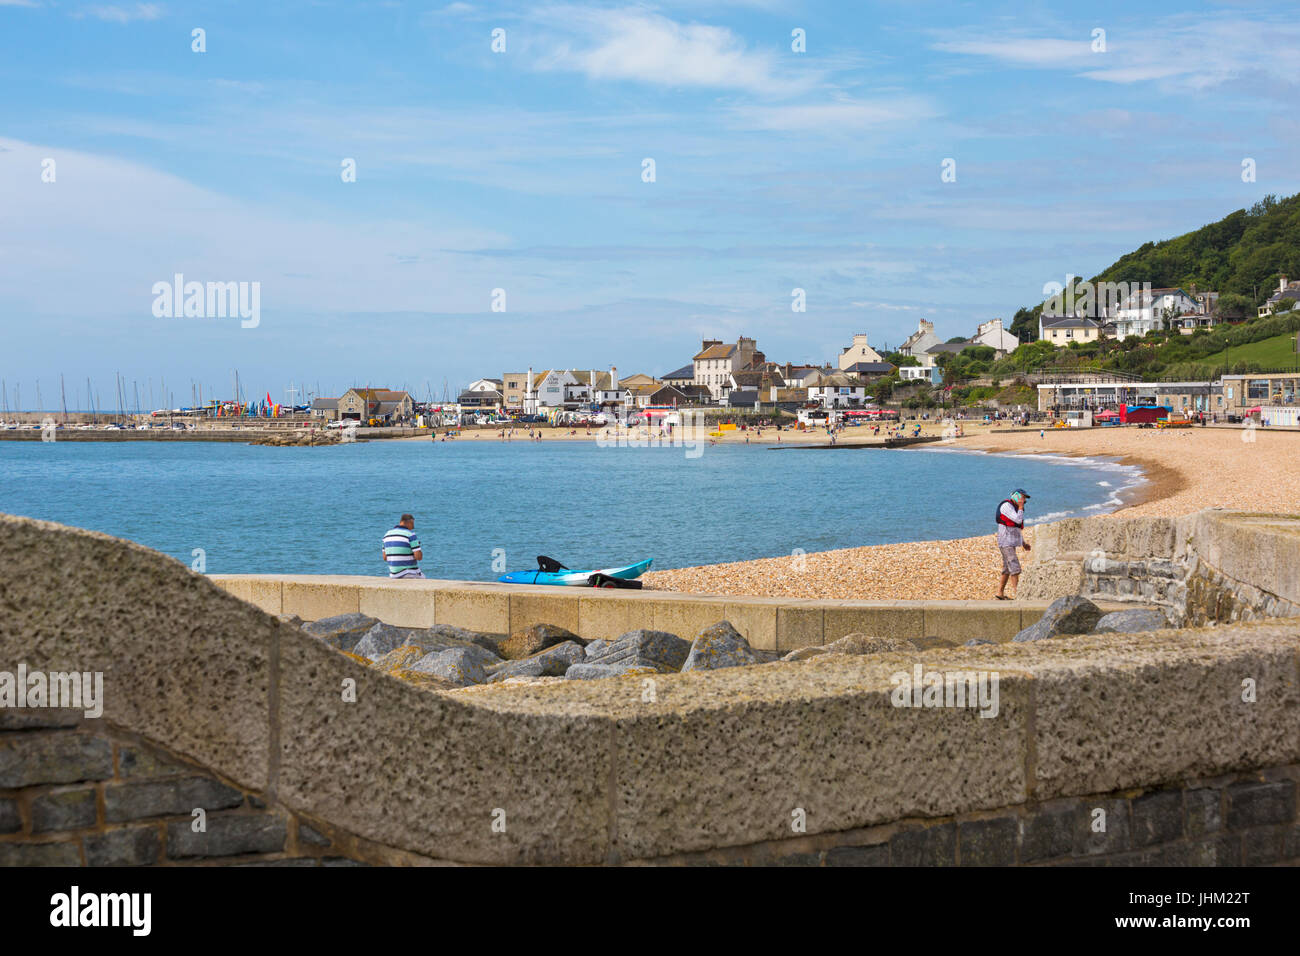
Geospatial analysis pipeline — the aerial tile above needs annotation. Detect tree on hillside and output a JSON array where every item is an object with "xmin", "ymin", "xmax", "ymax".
[{"xmin": 1215, "ymin": 293, "xmax": 1254, "ymax": 320}]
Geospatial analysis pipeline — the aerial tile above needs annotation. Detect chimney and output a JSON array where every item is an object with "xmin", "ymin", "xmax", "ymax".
[
  {"xmin": 610, "ymin": 365, "xmax": 618, "ymax": 391},
  {"xmin": 1282, "ymin": 276, "xmax": 1290, "ymax": 295},
  {"xmin": 525, "ymin": 367, "xmax": 533, "ymax": 402}
]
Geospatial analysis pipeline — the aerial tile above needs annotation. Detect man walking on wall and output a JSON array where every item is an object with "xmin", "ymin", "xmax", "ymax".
[{"xmin": 995, "ymin": 489, "xmax": 1031, "ymax": 600}]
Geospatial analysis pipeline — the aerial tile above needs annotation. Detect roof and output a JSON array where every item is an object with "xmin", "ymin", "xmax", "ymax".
[
  {"xmin": 347, "ymin": 388, "xmax": 411, "ymax": 401},
  {"xmin": 311, "ymin": 398, "xmax": 339, "ymax": 410},
  {"xmin": 925, "ymin": 342, "xmax": 973, "ymax": 355},
  {"xmin": 694, "ymin": 344, "xmax": 737, "ymax": 361},
  {"xmin": 1041, "ymin": 316, "xmax": 1103, "ymax": 329},
  {"xmin": 842, "ymin": 362, "xmax": 894, "ymax": 375},
  {"xmin": 727, "ymin": 389, "xmax": 760, "ymax": 406},
  {"xmin": 662, "ymin": 364, "xmax": 695, "ymax": 380}
]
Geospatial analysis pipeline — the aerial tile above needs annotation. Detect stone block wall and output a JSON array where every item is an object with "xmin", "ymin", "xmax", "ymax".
[
  {"xmin": 0, "ymin": 709, "xmax": 392, "ymax": 867},
  {"xmin": 647, "ymin": 766, "xmax": 1300, "ymax": 866},
  {"xmin": 1020, "ymin": 510, "xmax": 1300, "ymax": 626}
]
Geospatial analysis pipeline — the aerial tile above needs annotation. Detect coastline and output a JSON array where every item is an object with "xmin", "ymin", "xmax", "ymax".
[{"xmin": 644, "ymin": 426, "xmax": 1296, "ymax": 600}]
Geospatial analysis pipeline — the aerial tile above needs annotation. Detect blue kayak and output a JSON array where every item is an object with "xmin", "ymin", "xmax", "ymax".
[{"xmin": 498, "ymin": 558, "xmax": 652, "ymax": 587}]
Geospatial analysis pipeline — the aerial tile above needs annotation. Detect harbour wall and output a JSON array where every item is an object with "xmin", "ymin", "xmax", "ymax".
[{"xmin": 2, "ymin": 511, "xmax": 1298, "ymax": 866}]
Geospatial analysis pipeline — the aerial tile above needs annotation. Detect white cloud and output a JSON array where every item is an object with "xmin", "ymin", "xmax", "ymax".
[
  {"xmin": 933, "ymin": 15, "xmax": 1300, "ymax": 94},
  {"xmin": 531, "ymin": 7, "xmax": 806, "ymax": 96},
  {"xmin": 729, "ymin": 95, "xmax": 936, "ymax": 131},
  {"xmin": 76, "ymin": 4, "xmax": 163, "ymax": 23}
]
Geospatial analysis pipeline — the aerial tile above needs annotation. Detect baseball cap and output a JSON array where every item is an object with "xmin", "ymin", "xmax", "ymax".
[{"xmin": 1012, "ymin": 488, "xmax": 1031, "ymax": 499}]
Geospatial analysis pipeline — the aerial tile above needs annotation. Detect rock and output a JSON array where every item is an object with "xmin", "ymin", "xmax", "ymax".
[
  {"xmin": 1012, "ymin": 595, "xmax": 1104, "ymax": 643},
  {"xmin": 964, "ymin": 639, "xmax": 997, "ymax": 646},
  {"xmin": 394, "ymin": 669, "xmax": 460, "ymax": 691},
  {"xmin": 353, "ymin": 623, "xmax": 430, "ymax": 661},
  {"xmin": 277, "ymin": 614, "xmax": 304, "ymax": 629},
  {"xmin": 681, "ymin": 621, "xmax": 761, "ymax": 672},
  {"xmin": 583, "ymin": 639, "xmax": 610, "ymax": 659},
  {"xmin": 565, "ymin": 662, "xmax": 666, "ymax": 681},
  {"xmin": 499, "ymin": 623, "xmax": 585, "ymax": 660},
  {"xmin": 424, "ymin": 624, "xmax": 508, "ymax": 657},
  {"xmin": 500, "ymin": 676, "xmax": 567, "ymax": 687},
  {"xmin": 487, "ymin": 641, "xmax": 586, "ymax": 682},
  {"xmin": 909, "ymin": 635, "xmax": 959, "ymax": 650},
  {"xmin": 586, "ymin": 629, "xmax": 690, "ymax": 671},
  {"xmin": 409, "ymin": 646, "xmax": 496, "ymax": 685},
  {"xmin": 371, "ymin": 645, "xmax": 428, "ymax": 674},
  {"xmin": 1093, "ymin": 608, "xmax": 1169, "ymax": 634},
  {"xmin": 302, "ymin": 613, "xmax": 380, "ymax": 652},
  {"xmin": 780, "ymin": 633, "xmax": 909, "ymax": 661}
]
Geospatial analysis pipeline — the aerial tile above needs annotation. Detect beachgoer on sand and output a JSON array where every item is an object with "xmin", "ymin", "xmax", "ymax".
[{"xmin": 995, "ymin": 489, "xmax": 1031, "ymax": 600}]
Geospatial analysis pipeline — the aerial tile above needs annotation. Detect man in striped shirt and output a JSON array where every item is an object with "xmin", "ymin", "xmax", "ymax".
[{"xmin": 381, "ymin": 514, "xmax": 425, "ymax": 578}]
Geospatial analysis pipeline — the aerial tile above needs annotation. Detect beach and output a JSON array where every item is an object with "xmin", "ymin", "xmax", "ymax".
[{"xmin": 643, "ymin": 424, "xmax": 1299, "ymax": 601}]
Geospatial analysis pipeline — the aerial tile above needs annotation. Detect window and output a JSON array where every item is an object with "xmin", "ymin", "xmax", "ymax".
[{"xmin": 1247, "ymin": 379, "xmax": 1270, "ymax": 401}]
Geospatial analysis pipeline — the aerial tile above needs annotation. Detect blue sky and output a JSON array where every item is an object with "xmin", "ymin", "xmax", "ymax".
[{"xmin": 2, "ymin": 0, "xmax": 1298, "ymax": 406}]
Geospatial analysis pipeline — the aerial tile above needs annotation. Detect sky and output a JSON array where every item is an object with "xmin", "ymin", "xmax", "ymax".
[{"xmin": 2, "ymin": 0, "xmax": 1298, "ymax": 407}]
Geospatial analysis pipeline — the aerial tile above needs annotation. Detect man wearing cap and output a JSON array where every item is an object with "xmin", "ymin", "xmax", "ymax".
[{"xmin": 995, "ymin": 489, "xmax": 1031, "ymax": 600}]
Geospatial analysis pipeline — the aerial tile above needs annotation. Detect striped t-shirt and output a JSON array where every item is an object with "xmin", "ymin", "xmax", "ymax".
[{"xmin": 382, "ymin": 525, "xmax": 421, "ymax": 577}]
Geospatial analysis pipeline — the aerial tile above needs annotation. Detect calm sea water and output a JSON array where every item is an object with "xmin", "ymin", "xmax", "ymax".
[{"xmin": 0, "ymin": 439, "xmax": 1142, "ymax": 579}]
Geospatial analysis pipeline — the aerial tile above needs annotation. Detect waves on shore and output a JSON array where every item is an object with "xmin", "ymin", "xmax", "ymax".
[{"xmin": 915, "ymin": 446, "xmax": 1147, "ymax": 522}]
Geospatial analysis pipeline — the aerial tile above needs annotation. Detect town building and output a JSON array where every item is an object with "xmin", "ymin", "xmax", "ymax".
[
  {"xmin": 1039, "ymin": 316, "xmax": 1104, "ymax": 345},
  {"xmin": 804, "ymin": 370, "xmax": 871, "ymax": 408},
  {"xmin": 971, "ymin": 318, "xmax": 1020, "ymax": 355},
  {"xmin": 338, "ymin": 388, "xmax": 414, "ymax": 423},
  {"xmin": 693, "ymin": 336, "xmax": 761, "ymax": 401},
  {"xmin": 1221, "ymin": 372, "xmax": 1300, "ymax": 416},
  {"xmin": 899, "ymin": 365, "xmax": 944, "ymax": 386},
  {"xmin": 837, "ymin": 333, "xmax": 884, "ymax": 370},
  {"xmin": 661, "ymin": 365, "xmax": 695, "ymax": 388},
  {"xmin": 458, "ymin": 378, "xmax": 503, "ymax": 410},
  {"xmin": 310, "ymin": 397, "xmax": 340, "ymax": 421},
  {"xmin": 897, "ymin": 319, "xmax": 942, "ymax": 362},
  {"xmin": 1258, "ymin": 276, "xmax": 1300, "ymax": 318},
  {"xmin": 1110, "ymin": 287, "xmax": 1200, "ymax": 340}
]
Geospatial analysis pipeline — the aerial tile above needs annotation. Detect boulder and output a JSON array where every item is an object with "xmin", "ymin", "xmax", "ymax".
[
  {"xmin": 909, "ymin": 635, "xmax": 959, "ymax": 650},
  {"xmin": 487, "ymin": 641, "xmax": 586, "ymax": 682},
  {"xmin": 371, "ymin": 645, "xmax": 428, "ymax": 674},
  {"xmin": 499, "ymin": 623, "xmax": 585, "ymax": 661},
  {"xmin": 353, "ymin": 623, "xmax": 430, "ymax": 661},
  {"xmin": 425, "ymin": 624, "xmax": 509, "ymax": 657},
  {"xmin": 781, "ymin": 633, "xmax": 908, "ymax": 662},
  {"xmin": 302, "ymin": 613, "xmax": 380, "ymax": 652},
  {"xmin": 681, "ymin": 621, "xmax": 761, "ymax": 672},
  {"xmin": 408, "ymin": 646, "xmax": 494, "ymax": 686},
  {"xmin": 1093, "ymin": 608, "xmax": 1169, "ymax": 634},
  {"xmin": 565, "ymin": 662, "xmax": 667, "ymax": 681},
  {"xmin": 1012, "ymin": 595, "xmax": 1104, "ymax": 643},
  {"xmin": 583, "ymin": 639, "xmax": 610, "ymax": 659},
  {"xmin": 393, "ymin": 670, "xmax": 460, "ymax": 692},
  {"xmin": 585, "ymin": 629, "xmax": 690, "ymax": 671}
]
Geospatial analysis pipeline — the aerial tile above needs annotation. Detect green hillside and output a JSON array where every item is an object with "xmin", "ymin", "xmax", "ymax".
[
  {"xmin": 1196, "ymin": 331, "xmax": 1300, "ymax": 372},
  {"xmin": 1009, "ymin": 193, "xmax": 1300, "ymax": 341}
]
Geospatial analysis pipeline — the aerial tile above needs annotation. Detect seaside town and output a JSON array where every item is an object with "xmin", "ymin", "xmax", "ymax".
[
  {"xmin": 8, "ymin": 0, "xmax": 1300, "ymax": 893},
  {"xmin": 5, "ymin": 274, "xmax": 1299, "ymax": 438}
]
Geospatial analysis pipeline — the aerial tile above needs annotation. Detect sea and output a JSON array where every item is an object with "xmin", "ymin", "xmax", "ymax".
[{"xmin": 0, "ymin": 438, "xmax": 1144, "ymax": 580}]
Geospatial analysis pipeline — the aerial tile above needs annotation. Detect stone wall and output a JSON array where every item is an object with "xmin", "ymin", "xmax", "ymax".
[
  {"xmin": 1020, "ymin": 509, "xmax": 1300, "ymax": 626},
  {"xmin": 3, "ymin": 512, "xmax": 1299, "ymax": 866}
]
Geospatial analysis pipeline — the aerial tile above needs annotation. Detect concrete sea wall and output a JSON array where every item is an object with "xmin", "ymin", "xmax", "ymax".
[{"xmin": 2, "ymin": 511, "xmax": 1299, "ymax": 866}]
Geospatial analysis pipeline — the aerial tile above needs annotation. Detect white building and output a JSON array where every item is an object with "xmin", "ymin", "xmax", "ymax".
[
  {"xmin": 693, "ymin": 336, "xmax": 760, "ymax": 401},
  {"xmin": 897, "ymin": 319, "xmax": 942, "ymax": 363},
  {"xmin": 1111, "ymin": 287, "xmax": 1200, "ymax": 340},
  {"xmin": 972, "ymin": 318, "xmax": 1019, "ymax": 355}
]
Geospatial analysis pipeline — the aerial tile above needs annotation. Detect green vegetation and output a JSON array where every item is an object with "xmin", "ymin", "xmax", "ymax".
[
  {"xmin": 1008, "ymin": 193, "xmax": 1300, "ymax": 343},
  {"xmin": 1191, "ymin": 330, "xmax": 1300, "ymax": 374}
]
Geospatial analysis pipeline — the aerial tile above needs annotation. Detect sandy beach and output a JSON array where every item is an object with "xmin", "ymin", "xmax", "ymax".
[{"xmin": 643, "ymin": 424, "xmax": 1300, "ymax": 601}]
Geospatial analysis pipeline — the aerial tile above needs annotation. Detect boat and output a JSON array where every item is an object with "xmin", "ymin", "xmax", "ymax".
[{"xmin": 497, "ymin": 557, "xmax": 652, "ymax": 588}]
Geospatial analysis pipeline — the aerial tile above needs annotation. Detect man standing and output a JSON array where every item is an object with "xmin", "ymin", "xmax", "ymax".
[
  {"xmin": 382, "ymin": 513, "xmax": 424, "ymax": 578},
  {"xmin": 995, "ymin": 489, "xmax": 1031, "ymax": 600}
]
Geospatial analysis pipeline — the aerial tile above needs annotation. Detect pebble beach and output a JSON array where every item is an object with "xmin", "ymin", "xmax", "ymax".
[{"xmin": 644, "ymin": 424, "xmax": 1299, "ymax": 601}]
